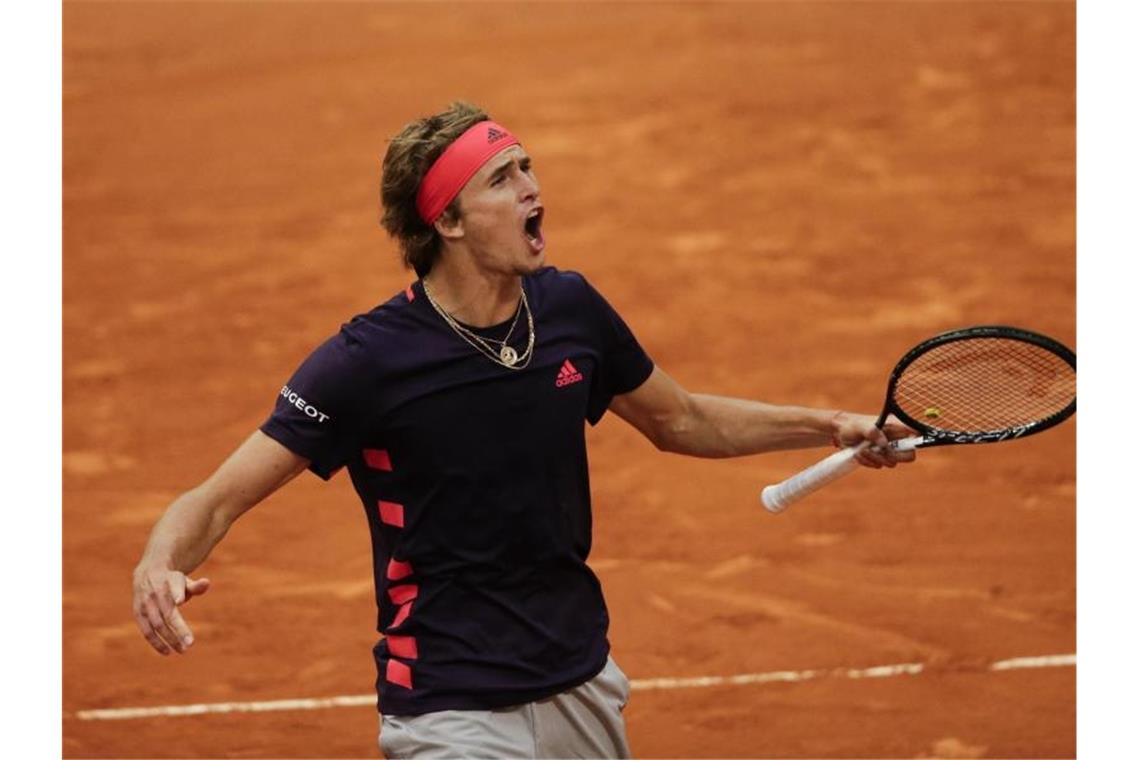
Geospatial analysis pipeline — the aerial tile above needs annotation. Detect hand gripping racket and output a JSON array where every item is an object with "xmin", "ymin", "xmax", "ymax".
[{"xmin": 761, "ymin": 326, "xmax": 1076, "ymax": 513}]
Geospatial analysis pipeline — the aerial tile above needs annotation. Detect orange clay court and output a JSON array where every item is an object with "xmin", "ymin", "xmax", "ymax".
[{"xmin": 62, "ymin": 2, "xmax": 1075, "ymax": 757}]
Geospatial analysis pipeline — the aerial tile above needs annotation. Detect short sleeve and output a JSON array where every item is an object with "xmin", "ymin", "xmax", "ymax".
[
  {"xmin": 578, "ymin": 276, "xmax": 655, "ymax": 424},
  {"xmin": 259, "ymin": 331, "xmax": 372, "ymax": 480}
]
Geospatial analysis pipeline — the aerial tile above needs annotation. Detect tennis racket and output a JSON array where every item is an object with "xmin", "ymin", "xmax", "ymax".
[{"xmin": 761, "ymin": 325, "xmax": 1076, "ymax": 514}]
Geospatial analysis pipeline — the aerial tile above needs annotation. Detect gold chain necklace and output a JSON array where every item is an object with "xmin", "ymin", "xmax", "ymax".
[{"xmin": 421, "ymin": 279, "xmax": 536, "ymax": 370}]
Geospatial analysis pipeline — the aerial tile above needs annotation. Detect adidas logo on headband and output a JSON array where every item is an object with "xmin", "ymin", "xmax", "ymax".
[{"xmin": 487, "ymin": 127, "xmax": 508, "ymax": 143}]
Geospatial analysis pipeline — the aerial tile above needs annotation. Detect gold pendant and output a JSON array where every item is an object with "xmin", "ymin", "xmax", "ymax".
[{"xmin": 500, "ymin": 346, "xmax": 519, "ymax": 366}]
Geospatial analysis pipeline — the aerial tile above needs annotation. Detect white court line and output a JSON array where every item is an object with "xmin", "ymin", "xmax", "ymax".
[
  {"xmin": 74, "ymin": 652, "xmax": 1075, "ymax": 721},
  {"xmin": 990, "ymin": 653, "xmax": 1076, "ymax": 670}
]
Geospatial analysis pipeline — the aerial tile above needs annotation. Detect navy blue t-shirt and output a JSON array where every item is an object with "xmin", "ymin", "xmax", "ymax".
[{"xmin": 260, "ymin": 267, "xmax": 654, "ymax": 716}]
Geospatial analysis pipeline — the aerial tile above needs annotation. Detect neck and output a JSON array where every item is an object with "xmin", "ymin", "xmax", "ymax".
[{"xmin": 423, "ymin": 252, "xmax": 523, "ymax": 328}]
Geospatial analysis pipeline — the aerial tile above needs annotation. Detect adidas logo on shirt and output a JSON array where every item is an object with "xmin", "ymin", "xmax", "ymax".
[{"xmin": 555, "ymin": 359, "xmax": 584, "ymax": 388}]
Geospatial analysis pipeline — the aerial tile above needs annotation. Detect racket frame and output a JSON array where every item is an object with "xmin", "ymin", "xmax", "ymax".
[{"xmin": 874, "ymin": 325, "xmax": 1076, "ymax": 449}]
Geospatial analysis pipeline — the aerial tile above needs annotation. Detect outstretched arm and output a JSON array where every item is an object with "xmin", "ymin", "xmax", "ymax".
[
  {"xmin": 132, "ymin": 430, "xmax": 310, "ymax": 655},
  {"xmin": 609, "ymin": 367, "xmax": 915, "ymax": 467}
]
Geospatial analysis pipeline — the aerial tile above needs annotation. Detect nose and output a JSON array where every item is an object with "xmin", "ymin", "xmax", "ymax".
[{"xmin": 518, "ymin": 168, "xmax": 539, "ymax": 200}]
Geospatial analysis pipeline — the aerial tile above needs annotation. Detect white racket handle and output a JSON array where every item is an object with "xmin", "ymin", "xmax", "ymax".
[{"xmin": 761, "ymin": 436, "xmax": 923, "ymax": 514}]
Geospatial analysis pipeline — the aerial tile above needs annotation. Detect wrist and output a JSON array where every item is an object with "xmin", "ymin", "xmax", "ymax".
[
  {"xmin": 829, "ymin": 410, "xmax": 848, "ymax": 448},
  {"xmin": 135, "ymin": 553, "xmax": 176, "ymax": 578}
]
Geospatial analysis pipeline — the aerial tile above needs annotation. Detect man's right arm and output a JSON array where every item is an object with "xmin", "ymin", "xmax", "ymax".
[{"xmin": 131, "ymin": 430, "xmax": 310, "ymax": 655}]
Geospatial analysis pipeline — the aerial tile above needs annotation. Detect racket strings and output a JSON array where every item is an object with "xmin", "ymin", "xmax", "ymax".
[{"xmin": 892, "ymin": 338, "xmax": 1075, "ymax": 433}]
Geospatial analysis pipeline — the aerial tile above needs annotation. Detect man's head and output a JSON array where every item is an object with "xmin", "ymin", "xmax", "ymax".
[{"xmin": 381, "ymin": 102, "xmax": 544, "ymax": 278}]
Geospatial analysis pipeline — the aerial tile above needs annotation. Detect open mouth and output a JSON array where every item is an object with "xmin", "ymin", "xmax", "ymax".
[{"xmin": 524, "ymin": 207, "xmax": 545, "ymax": 251}]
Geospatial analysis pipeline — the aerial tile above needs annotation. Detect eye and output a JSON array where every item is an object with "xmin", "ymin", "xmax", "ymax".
[{"xmin": 491, "ymin": 174, "xmax": 507, "ymax": 186}]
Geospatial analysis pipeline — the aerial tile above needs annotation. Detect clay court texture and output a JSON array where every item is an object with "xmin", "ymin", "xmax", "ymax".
[{"xmin": 63, "ymin": 2, "xmax": 1075, "ymax": 757}]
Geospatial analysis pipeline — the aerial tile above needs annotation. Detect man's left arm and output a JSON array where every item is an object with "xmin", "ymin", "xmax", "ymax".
[{"xmin": 609, "ymin": 366, "xmax": 915, "ymax": 469}]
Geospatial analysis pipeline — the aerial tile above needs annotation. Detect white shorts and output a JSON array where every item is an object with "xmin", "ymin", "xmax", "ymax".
[{"xmin": 379, "ymin": 656, "xmax": 632, "ymax": 759}]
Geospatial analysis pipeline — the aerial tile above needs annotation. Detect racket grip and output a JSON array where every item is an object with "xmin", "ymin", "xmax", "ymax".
[{"xmin": 761, "ymin": 444, "xmax": 866, "ymax": 513}]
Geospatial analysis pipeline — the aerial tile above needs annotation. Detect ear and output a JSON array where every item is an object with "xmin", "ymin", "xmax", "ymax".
[{"xmin": 433, "ymin": 207, "xmax": 463, "ymax": 242}]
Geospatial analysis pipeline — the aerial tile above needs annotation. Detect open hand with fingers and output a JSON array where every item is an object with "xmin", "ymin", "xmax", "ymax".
[
  {"xmin": 132, "ymin": 566, "xmax": 211, "ymax": 655},
  {"xmin": 832, "ymin": 412, "xmax": 918, "ymax": 469}
]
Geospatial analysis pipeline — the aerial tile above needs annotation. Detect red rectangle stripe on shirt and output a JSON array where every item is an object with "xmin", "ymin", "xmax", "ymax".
[
  {"xmin": 387, "ymin": 584, "xmax": 419, "ymax": 606},
  {"xmin": 378, "ymin": 500, "xmax": 405, "ymax": 528},
  {"xmin": 387, "ymin": 635, "xmax": 418, "ymax": 659},
  {"xmin": 389, "ymin": 601, "xmax": 412, "ymax": 630},
  {"xmin": 386, "ymin": 659, "xmax": 413, "ymax": 689},
  {"xmin": 363, "ymin": 449, "xmax": 393, "ymax": 471},
  {"xmin": 387, "ymin": 558, "xmax": 413, "ymax": 581}
]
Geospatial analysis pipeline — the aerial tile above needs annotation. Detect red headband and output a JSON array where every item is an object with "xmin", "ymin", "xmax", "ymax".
[{"xmin": 415, "ymin": 120, "xmax": 520, "ymax": 224}]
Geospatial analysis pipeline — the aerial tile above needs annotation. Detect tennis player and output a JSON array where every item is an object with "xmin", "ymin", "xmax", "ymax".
[{"xmin": 132, "ymin": 102, "xmax": 916, "ymax": 758}]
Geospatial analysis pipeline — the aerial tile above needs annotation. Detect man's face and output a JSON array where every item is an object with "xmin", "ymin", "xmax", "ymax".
[{"xmin": 451, "ymin": 145, "xmax": 546, "ymax": 275}]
